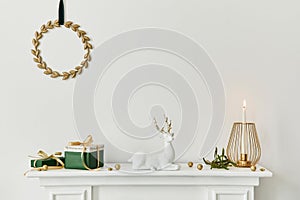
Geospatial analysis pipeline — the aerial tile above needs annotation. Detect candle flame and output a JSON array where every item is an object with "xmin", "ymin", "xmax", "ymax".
[{"xmin": 243, "ymin": 99, "xmax": 247, "ymax": 108}]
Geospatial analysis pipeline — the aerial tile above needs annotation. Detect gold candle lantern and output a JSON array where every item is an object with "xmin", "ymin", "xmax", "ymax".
[{"xmin": 226, "ymin": 122, "xmax": 261, "ymax": 167}]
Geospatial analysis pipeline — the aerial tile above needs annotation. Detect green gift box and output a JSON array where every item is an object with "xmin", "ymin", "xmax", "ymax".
[
  {"xmin": 64, "ymin": 144, "xmax": 104, "ymax": 170},
  {"xmin": 30, "ymin": 157, "xmax": 65, "ymax": 168}
]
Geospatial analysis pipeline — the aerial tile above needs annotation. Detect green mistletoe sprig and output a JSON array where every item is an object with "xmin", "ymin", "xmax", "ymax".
[{"xmin": 203, "ymin": 147, "xmax": 236, "ymax": 170}]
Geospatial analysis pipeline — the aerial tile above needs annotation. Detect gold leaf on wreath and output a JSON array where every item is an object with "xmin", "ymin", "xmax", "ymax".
[
  {"xmin": 72, "ymin": 24, "xmax": 80, "ymax": 29},
  {"xmin": 82, "ymin": 60, "xmax": 88, "ymax": 68},
  {"xmin": 31, "ymin": 49, "xmax": 36, "ymax": 56},
  {"xmin": 75, "ymin": 66, "xmax": 83, "ymax": 74},
  {"xmin": 37, "ymin": 64, "xmax": 45, "ymax": 69},
  {"xmin": 71, "ymin": 24, "xmax": 80, "ymax": 31},
  {"xmin": 44, "ymin": 69, "xmax": 52, "ymax": 75},
  {"xmin": 54, "ymin": 20, "xmax": 60, "ymax": 27},
  {"xmin": 64, "ymin": 21, "xmax": 73, "ymax": 28},
  {"xmin": 87, "ymin": 43, "xmax": 93, "ymax": 49},
  {"xmin": 31, "ymin": 20, "xmax": 93, "ymax": 80},
  {"xmin": 83, "ymin": 36, "xmax": 90, "ymax": 41},
  {"xmin": 32, "ymin": 39, "xmax": 36, "ymax": 46},
  {"xmin": 40, "ymin": 25, "xmax": 46, "ymax": 31},
  {"xmin": 87, "ymin": 55, "xmax": 91, "ymax": 61},
  {"xmin": 46, "ymin": 21, "xmax": 52, "ymax": 27},
  {"xmin": 51, "ymin": 71, "xmax": 60, "ymax": 78},
  {"xmin": 33, "ymin": 58, "xmax": 39, "ymax": 63},
  {"xmin": 41, "ymin": 29, "xmax": 48, "ymax": 33},
  {"xmin": 35, "ymin": 31, "xmax": 43, "ymax": 40},
  {"xmin": 77, "ymin": 30, "xmax": 86, "ymax": 37},
  {"xmin": 35, "ymin": 50, "xmax": 40, "ymax": 57}
]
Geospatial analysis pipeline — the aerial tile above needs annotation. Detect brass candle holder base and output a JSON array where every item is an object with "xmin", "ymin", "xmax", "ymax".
[
  {"xmin": 237, "ymin": 160, "xmax": 252, "ymax": 167},
  {"xmin": 237, "ymin": 154, "xmax": 252, "ymax": 168}
]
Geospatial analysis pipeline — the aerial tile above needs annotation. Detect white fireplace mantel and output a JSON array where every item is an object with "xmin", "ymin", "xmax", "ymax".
[{"xmin": 26, "ymin": 163, "xmax": 272, "ymax": 200}]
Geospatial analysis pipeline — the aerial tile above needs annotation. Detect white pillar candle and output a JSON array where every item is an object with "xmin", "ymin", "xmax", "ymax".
[
  {"xmin": 241, "ymin": 100, "xmax": 247, "ymax": 154},
  {"xmin": 242, "ymin": 100, "xmax": 246, "ymax": 123}
]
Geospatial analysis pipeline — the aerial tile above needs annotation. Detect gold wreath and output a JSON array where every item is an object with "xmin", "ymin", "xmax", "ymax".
[{"xmin": 31, "ymin": 20, "xmax": 93, "ymax": 80}]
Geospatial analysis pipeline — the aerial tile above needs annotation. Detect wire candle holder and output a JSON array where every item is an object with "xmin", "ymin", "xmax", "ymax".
[{"xmin": 226, "ymin": 122, "xmax": 261, "ymax": 167}]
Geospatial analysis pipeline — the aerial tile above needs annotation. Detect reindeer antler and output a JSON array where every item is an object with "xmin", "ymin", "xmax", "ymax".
[{"xmin": 154, "ymin": 115, "xmax": 173, "ymax": 135}]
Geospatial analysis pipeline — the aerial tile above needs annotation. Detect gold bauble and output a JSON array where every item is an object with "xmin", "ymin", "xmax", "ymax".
[
  {"xmin": 108, "ymin": 167, "xmax": 113, "ymax": 171},
  {"xmin": 188, "ymin": 162, "xmax": 193, "ymax": 167},
  {"xmin": 115, "ymin": 164, "xmax": 121, "ymax": 170},
  {"xmin": 260, "ymin": 168, "xmax": 265, "ymax": 172},
  {"xmin": 197, "ymin": 164, "xmax": 203, "ymax": 170},
  {"xmin": 41, "ymin": 165, "xmax": 48, "ymax": 171},
  {"xmin": 250, "ymin": 165, "xmax": 256, "ymax": 171}
]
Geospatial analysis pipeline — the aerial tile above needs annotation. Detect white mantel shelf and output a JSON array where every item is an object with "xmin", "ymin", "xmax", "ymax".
[{"xmin": 26, "ymin": 163, "xmax": 272, "ymax": 200}]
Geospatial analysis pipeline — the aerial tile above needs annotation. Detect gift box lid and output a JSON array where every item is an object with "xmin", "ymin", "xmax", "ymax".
[{"xmin": 65, "ymin": 144, "xmax": 104, "ymax": 153}]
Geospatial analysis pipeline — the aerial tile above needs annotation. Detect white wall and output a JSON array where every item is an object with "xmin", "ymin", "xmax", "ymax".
[{"xmin": 1, "ymin": 0, "xmax": 299, "ymax": 199}]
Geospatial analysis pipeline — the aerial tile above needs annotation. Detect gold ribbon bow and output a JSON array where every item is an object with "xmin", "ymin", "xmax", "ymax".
[
  {"xmin": 30, "ymin": 150, "xmax": 65, "ymax": 168},
  {"xmin": 68, "ymin": 135, "xmax": 93, "ymax": 146}
]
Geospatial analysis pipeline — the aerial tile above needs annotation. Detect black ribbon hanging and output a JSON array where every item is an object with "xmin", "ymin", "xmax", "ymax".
[{"xmin": 58, "ymin": 0, "xmax": 65, "ymax": 25}]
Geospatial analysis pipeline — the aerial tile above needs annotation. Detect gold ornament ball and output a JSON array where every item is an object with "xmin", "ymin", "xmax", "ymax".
[
  {"xmin": 250, "ymin": 165, "xmax": 256, "ymax": 171},
  {"xmin": 39, "ymin": 165, "xmax": 48, "ymax": 171},
  {"xmin": 260, "ymin": 168, "xmax": 265, "ymax": 172},
  {"xmin": 108, "ymin": 167, "xmax": 113, "ymax": 171},
  {"xmin": 188, "ymin": 162, "xmax": 193, "ymax": 168},
  {"xmin": 115, "ymin": 164, "xmax": 121, "ymax": 170},
  {"xmin": 197, "ymin": 164, "xmax": 203, "ymax": 170}
]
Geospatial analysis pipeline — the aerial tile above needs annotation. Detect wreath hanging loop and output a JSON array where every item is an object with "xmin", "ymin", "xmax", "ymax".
[{"xmin": 31, "ymin": 20, "xmax": 93, "ymax": 80}]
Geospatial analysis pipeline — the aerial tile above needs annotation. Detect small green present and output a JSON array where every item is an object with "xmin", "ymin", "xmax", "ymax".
[
  {"xmin": 30, "ymin": 150, "xmax": 65, "ymax": 168},
  {"xmin": 65, "ymin": 144, "xmax": 104, "ymax": 170}
]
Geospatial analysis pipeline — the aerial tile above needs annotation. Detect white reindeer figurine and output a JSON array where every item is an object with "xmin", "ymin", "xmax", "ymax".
[{"xmin": 129, "ymin": 116, "xmax": 180, "ymax": 171}]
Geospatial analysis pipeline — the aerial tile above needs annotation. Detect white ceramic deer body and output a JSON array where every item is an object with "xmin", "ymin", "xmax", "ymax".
[{"xmin": 129, "ymin": 117, "xmax": 180, "ymax": 171}]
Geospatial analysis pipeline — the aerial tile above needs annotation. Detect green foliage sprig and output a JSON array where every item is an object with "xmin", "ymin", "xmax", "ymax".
[{"xmin": 203, "ymin": 147, "xmax": 236, "ymax": 170}]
